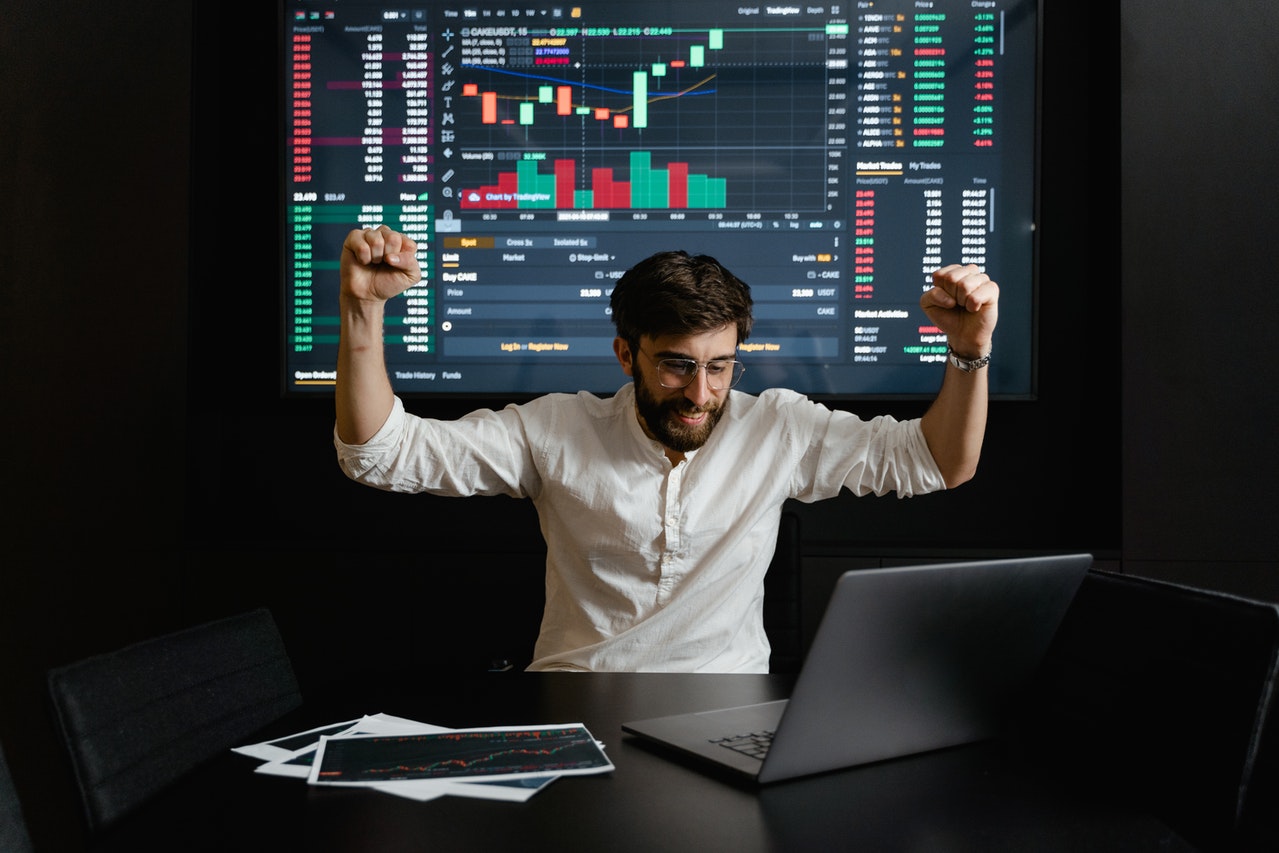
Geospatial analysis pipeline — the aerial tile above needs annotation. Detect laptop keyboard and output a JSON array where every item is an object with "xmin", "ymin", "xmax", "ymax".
[{"xmin": 711, "ymin": 730, "xmax": 775, "ymax": 759}]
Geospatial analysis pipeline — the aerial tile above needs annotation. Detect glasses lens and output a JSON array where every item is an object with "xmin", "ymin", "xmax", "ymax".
[
  {"xmin": 656, "ymin": 359, "xmax": 745, "ymax": 390},
  {"xmin": 657, "ymin": 359, "xmax": 697, "ymax": 388},
  {"xmin": 705, "ymin": 360, "xmax": 745, "ymax": 389}
]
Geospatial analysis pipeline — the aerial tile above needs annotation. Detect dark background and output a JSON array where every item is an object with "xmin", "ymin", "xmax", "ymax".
[{"xmin": 2, "ymin": 1, "xmax": 1276, "ymax": 850}]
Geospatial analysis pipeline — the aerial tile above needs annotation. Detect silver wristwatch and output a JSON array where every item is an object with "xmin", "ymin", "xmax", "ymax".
[{"xmin": 947, "ymin": 345, "xmax": 991, "ymax": 373}]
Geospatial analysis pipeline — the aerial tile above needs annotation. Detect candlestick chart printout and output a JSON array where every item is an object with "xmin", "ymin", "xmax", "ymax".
[
  {"xmin": 282, "ymin": 0, "xmax": 1038, "ymax": 398},
  {"xmin": 308, "ymin": 725, "xmax": 614, "ymax": 783}
]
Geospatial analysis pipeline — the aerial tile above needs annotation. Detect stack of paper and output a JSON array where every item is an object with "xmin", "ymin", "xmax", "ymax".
[{"xmin": 233, "ymin": 713, "xmax": 613, "ymax": 803}]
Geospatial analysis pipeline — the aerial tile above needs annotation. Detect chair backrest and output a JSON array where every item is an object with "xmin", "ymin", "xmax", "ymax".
[
  {"xmin": 1239, "ymin": 656, "xmax": 1279, "ymax": 851},
  {"xmin": 0, "ymin": 741, "xmax": 34, "ymax": 853},
  {"xmin": 764, "ymin": 511, "xmax": 803, "ymax": 674},
  {"xmin": 47, "ymin": 607, "xmax": 302, "ymax": 832},
  {"xmin": 1017, "ymin": 570, "xmax": 1279, "ymax": 852}
]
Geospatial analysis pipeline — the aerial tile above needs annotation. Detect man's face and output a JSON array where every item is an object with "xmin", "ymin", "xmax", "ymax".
[{"xmin": 614, "ymin": 325, "xmax": 739, "ymax": 454}]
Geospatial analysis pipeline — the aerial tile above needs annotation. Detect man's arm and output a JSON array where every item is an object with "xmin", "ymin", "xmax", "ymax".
[
  {"xmin": 335, "ymin": 226, "xmax": 422, "ymax": 445},
  {"xmin": 917, "ymin": 264, "xmax": 1000, "ymax": 488}
]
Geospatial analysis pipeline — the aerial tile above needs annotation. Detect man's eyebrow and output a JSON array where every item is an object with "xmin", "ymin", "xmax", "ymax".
[{"xmin": 654, "ymin": 350, "xmax": 738, "ymax": 361}]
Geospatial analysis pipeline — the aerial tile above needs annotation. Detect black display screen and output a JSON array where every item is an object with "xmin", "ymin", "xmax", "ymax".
[{"xmin": 281, "ymin": 0, "xmax": 1039, "ymax": 399}]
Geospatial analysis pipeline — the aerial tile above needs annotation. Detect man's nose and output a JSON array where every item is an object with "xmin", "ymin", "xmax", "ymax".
[{"xmin": 684, "ymin": 369, "xmax": 714, "ymax": 407}]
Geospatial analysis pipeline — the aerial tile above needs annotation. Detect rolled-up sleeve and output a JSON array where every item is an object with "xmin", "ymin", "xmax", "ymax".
[
  {"xmin": 792, "ymin": 404, "xmax": 947, "ymax": 501},
  {"xmin": 334, "ymin": 396, "xmax": 407, "ymax": 483},
  {"xmin": 333, "ymin": 396, "xmax": 533, "ymax": 497},
  {"xmin": 839, "ymin": 415, "xmax": 947, "ymax": 498}
]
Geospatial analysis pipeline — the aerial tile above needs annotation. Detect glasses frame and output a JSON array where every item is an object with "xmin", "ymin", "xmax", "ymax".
[{"xmin": 639, "ymin": 349, "xmax": 746, "ymax": 391}]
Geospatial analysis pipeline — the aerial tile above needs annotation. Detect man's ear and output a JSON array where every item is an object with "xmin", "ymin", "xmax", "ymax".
[{"xmin": 614, "ymin": 337, "xmax": 636, "ymax": 377}]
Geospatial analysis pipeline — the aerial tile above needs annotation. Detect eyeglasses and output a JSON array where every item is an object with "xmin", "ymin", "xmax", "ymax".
[{"xmin": 640, "ymin": 350, "xmax": 746, "ymax": 390}]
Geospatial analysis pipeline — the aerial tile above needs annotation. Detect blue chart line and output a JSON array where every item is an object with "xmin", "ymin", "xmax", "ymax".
[{"xmin": 459, "ymin": 64, "xmax": 719, "ymax": 99}]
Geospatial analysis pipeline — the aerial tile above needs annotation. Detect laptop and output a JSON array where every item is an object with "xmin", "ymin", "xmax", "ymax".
[{"xmin": 621, "ymin": 553, "xmax": 1093, "ymax": 784}]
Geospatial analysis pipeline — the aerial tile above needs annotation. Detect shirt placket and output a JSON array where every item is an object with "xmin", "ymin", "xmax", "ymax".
[{"xmin": 656, "ymin": 462, "xmax": 683, "ymax": 605}]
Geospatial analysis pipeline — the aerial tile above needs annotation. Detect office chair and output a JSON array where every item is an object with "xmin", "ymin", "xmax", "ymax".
[
  {"xmin": 0, "ymin": 741, "xmax": 34, "ymax": 853},
  {"xmin": 763, "ymin": 511, "xmax": 804, "ymax": 674},
  {"xmin": 1016, "ymin": 570, "xmax": 1279, "ymax": 852},
  {"xmin": 46, "ymin": 607, "xmax": 302, "ymax": 833},
  {"xmin": 1239, "ymin": 665, "xmax": 1279, "ymax": 852}
]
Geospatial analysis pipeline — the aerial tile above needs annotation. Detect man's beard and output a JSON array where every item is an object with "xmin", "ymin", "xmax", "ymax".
[{"xmin": 633, "ymin": 374, "xmax": 728, "ymax": 453}]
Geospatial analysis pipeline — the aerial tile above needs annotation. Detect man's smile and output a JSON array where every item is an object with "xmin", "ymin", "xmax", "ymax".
[{"xmin": 675, "ymin": 409, "xmax": 709, "ymax": 426}]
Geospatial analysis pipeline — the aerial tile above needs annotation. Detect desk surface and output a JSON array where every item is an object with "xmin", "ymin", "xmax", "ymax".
[{"xmin": 90, "ymin": 673, "xmax": 1195, "ymax": 853}]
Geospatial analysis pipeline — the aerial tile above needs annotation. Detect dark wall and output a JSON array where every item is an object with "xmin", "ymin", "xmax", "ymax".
[
  {"xmin": 2, "ymin": 3, "xmax": 190, "ymax": 850},
  {"xmin": 2, "ymin": 1, "xmax": 1274, "ymax": 850},
  {"xmin": 1118, "ymin": 1, "xmax": 1279, "ymax": 597}
]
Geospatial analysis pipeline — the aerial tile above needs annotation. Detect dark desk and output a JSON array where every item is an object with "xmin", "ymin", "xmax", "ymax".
[{"xmin": 91, "ymin": 673, "xmax": 1195, "ymax": 852}]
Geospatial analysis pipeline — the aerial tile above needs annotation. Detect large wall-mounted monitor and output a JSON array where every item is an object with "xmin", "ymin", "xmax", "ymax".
[{"xmin": 281, "ymin": 0, "xmax": 1039, "ymax": 400}]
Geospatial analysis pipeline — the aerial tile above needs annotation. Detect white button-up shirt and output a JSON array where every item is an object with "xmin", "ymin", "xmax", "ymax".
[{"xmin": 335, "ymin": 384, "xmax": 945, "ymax": 672}]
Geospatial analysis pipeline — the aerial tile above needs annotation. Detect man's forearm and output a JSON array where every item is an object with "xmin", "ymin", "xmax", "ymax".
[
  {"xmin": 919, "ymin": 361, "xmax": 989, "ymax": 488},
  {"xmin": 335, "ymin": 294, "xmax": 396, "ymax": 445}
]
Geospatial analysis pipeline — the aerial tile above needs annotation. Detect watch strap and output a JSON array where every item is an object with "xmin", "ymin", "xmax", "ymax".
[{"xmin": 947, "ymin": 344, "xmax": 991, "ymax": 372}]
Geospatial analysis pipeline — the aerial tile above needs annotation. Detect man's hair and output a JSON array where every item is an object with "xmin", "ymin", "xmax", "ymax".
[{"xmin": 609, "ymin": 250, "xmax": 754, "ymax": 348}]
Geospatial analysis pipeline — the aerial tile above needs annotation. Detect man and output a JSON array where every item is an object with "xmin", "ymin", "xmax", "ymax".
[{"xmin": 335, "ymin": 225, "xmax": 998, "ymax": 672}]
